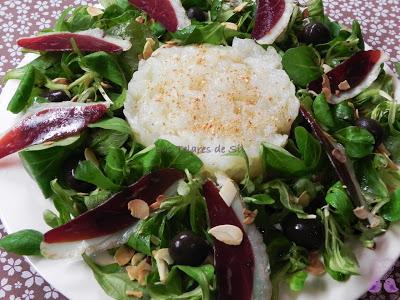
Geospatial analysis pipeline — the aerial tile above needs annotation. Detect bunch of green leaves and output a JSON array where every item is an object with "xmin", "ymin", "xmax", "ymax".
[
  {"xmin": 261, "ymin": 126, "xmax": 321, "ymax": 177},
  {"xmin": 318, "ymin": 207, "xmax": 359, "ymax": 280}
]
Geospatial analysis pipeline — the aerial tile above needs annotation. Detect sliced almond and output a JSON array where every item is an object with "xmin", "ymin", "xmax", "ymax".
[
  {"xmin": 306, "ymin": 251, "xmax": 325, "ymax": 276},
  {"xmin": 153, "ymin": 248, "xmax": 173, "ymax": 283},
  {"xmin": 128, "ymin": 199, "xmax": 150, "ymax": 219},
  {"xmin": 353, "ymin": 206, "xmax": 369, "ymax": 220},
  {"xmin": 52, "ymin": 77, "xmax": 69, "ymax": 85},
  {"xmin": 135, "ymin": 16, "xmax": 146, "ymax": 24},
  {"xmin": 154, "ymin": 248, "xmax": 174, "ymax": 265},
  {"xmin": 131, "ymin": 253, "xmax": 146, "ymax": 266},
  {"xmin": 149, "ymin": 194, "xmax": 166, "ymax": 211},
  {"xmin": 143, "ymin": 38, "xmax": 156, "ymax": 60},
  {"xmin": 126, "ymin": 259, "xmax": 151, "ymax": 285},
  {"xmin": 219, "ymin": 179, "xmax": 237, "ymax": 207},
  {"xmin": 243, "ymin": 208, "xmax": 258, "ymax": 225},
  {"xmin": 233, "ymin": 1, "xmax": 248, "ymax": 12},
  {"xmin": 126, "ymin": 290, "xmax": 143, "ymax": 298},
  {"xmin": 87, "ymin": 6, "xmax": 104, "ymax": 17},
  {"xmin": 338, "ymin": 80, "xmax": 351, "ymax": 91},
  {"xmin": 115, "ymin": 246, "xmax": 135, "ymax": 266},
  {"xmin": 208, "ymin": 224, "xmax": 243, "ymax": 245},
  {"xmin": 221, "ymin": 22, "xmax": 238, "ymax": 31},
  {"xmin": 100, "ymin": 81, "xmax": 113, "ymax": 89}
]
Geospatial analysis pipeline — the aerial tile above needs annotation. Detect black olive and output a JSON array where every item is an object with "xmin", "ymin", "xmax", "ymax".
[
  {"xmin": 169, "ymin": 231, "xmax": 209, "ymax": 266},
  {"xmin": 186, "ymin": 7, "xmax": 207, "ymax": 22},
  {"xmin": 62, "ymin": 157, "xmax": 96, "ymax": 193},
  {"xmin": 300, "ymin": 22, "xmax": 331, "ymax": 45},
  {"xmin": 42, "ymin": 90, "xmax": 70, "ymax": 102},
  {"xmin": 281, "ymin": 214, "xmax": 325, "ymax": 250},
  {"xmin": 355, "ymin": 117, "xmax": 384, "ymax": 146}
]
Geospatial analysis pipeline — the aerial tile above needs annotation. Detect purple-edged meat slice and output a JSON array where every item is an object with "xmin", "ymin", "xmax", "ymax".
[
  {"xmin": 41, "ymin": 168, "xmax": 184, "ymax": 258},
  {"xmin": 17, "ymin": 29, "xmax": 131, "ymax": 53},
  {"xmin": 252, "ymin": 0, "xmax": 293, "ymax": 45},
  {"xmin": 0, "ymin": 102, "xmax": 109, "ymax": 160},
  {"xmin": 300, "ymin": 107, "xmax": 367, "ymax": 211},
  {"xmin": 204, "ymin": 178, "xmax": 271, "ymax": 300},
  {"xmin": 129, "ymin": 0, "xmax": 190, "ymax": 32},
  {"xmin": 308, "ymin": 50, "xmax": 388, "ymax": 103}
]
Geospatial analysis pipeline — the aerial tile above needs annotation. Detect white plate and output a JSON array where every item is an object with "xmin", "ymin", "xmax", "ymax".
[{"xmin": 0, "ymin": 53, "xmax": 399, "ymax": 300}]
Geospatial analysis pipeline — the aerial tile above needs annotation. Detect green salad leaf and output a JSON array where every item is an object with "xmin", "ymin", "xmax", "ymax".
[
  {"xmin": 0, "ymin": 230, "xmax": 43, "ymax": 256},
  {"xmin": 282, "ymin": 46, "xmax": 324, "ymax": 87},
  {"xmin": 75, "ymin": 160, "xmax": 122, "ymax": 191},
  {"xmin": 7, "ymin": 65, "xmax": 35, "ymax": 113},
  {"xmin": 19, "ymin": 136, "xmax": 83, "ymax": 198},
  {"xmin": 88, "ymin": 117, "xmax": 132, "ymax": 134},
  {"xmin": 82, "ymin": 52, "xmax": 127, "ymax": 88}
]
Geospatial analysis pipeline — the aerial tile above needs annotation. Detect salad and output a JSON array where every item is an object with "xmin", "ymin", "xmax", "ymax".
[{"xmin": 0, "ymin": 0, "xmax": 399, "ymax": 299}]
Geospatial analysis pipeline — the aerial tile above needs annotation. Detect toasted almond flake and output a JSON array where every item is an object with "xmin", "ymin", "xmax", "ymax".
[
  {"xmin": 322, "ymin": 74, "xmax": 332, "ymax": 102},
  {"xmin": 153, "ymin": 248, "xmax": 174, "ymax": 283},
  {"xmin": 331, "ymin": 148, "xmax": 347, "ymax": 163},
  {"xmin": 221, "ymin": 22, "xmax": 238, "ymax": 31},
  {"xmin": 115, "ymin": 246, "xmax": 135, "ymax": 266},
  {"xmin": 243, "ymin": 208, "xmax": 258, "ymax": 225},
  {"xmin": 306, "ymin": 251, "xmax": 325, "ymax": 276},
  {"xmin": 128, "ymin": 199, "xmax": 150, "ymax": 219},
  {"xmin": 353, "ymin": 206, "xmax": 369, "ymax": 220},
  {"xmin": 233, "ymin": 1, "xmax": 248, "ymax": 12},
  {"xmin": 219, "ymin": 179, "xmax": 237, "ymax": 207},
  {"xmin": 126, "ymin": 259, "xmax": 152, "ymax": 285},
  {"xmin": 154, "ymin": 248, "xmax": 174, "ymax": 265},
  {"xmin": 208, "ymin": 224, "xmax": 243, "ymax": 245},
  {"xmin": 131, "ymin": 253, "xmax": 146, "ymax": 266},
  {"xmin": 84, "ymin": 147, "xmax": 100, "ymax": 167},
  {"xmin": 143, "ymin": 38, "xmax": 156, "ymax": 60},
  {"xmin": 135, "ymin": 16, "xmax": 145, "ymax": 24},
  {"xmin": 52, "ymin": 77, "xmax": 69, "ymax": 85},
  {"xmin": 87, "ymin": 6, "xmax": 104, "ymax": 17},
  {"xmin": 126, "ymin": 290, "xmax": 143, "ymax": 298},
  {"xmin": 368, "ymin": 215, "xmax": 382, "ymax": 228},
  {"xmin": 322, "ymin": 64, "xmax": 332, "ymax": 73},
  {"xmin": 149, "ymin": 194, "xmax": 166, "ymax": 211},
  {"xmin": 100, "ymin": 81, "xmax": 113, "ymax": 89},
  {"xmin": 338, "ymin": 80, "xmax": 351, "ymax": 91}
]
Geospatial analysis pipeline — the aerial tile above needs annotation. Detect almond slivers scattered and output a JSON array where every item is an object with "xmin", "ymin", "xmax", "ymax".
[
  {"xmin": 126, "ymin": 259, "xmax": 152, "ymax": 286},
  {"xmin": 208, "ymin": 224, "xmax": 243, "ymax": 245},
  {"xmin": 128, "ymin": 199, "xmax": 150, "ymax": 219},
  {"xmin": 243, "ymin": 208, "xmax": 258, "ymax": 225}
]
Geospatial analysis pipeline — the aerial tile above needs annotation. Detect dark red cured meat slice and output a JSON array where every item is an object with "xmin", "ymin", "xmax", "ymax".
[
  {"xmin": 252, "ymin": 0, "xmax": 286, "ymax": 40},
  {"xmin": 299, "ymin": 106, "xmax": 367, "ymax": 209},
  {"xmin": 17, "ymin": 33, "xmax": 123, "ymax": 53},
  {"xmin": 129, "ymin": 0, "xmax": 179, "ymax": 32},
  {"xmin": 308, "ymin": 50, "xmax": 383, "ymax": 93},
  {"xmin": 203, "ymin": 180, "xmax": 254, "ymax": 300},
  {"xmin": 44, "ymin": 168, "xmax": 184, "ymax": 243},
  {"xmin": 0, "ymin": 103, "xmax": 108, "ymax": 160}
]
